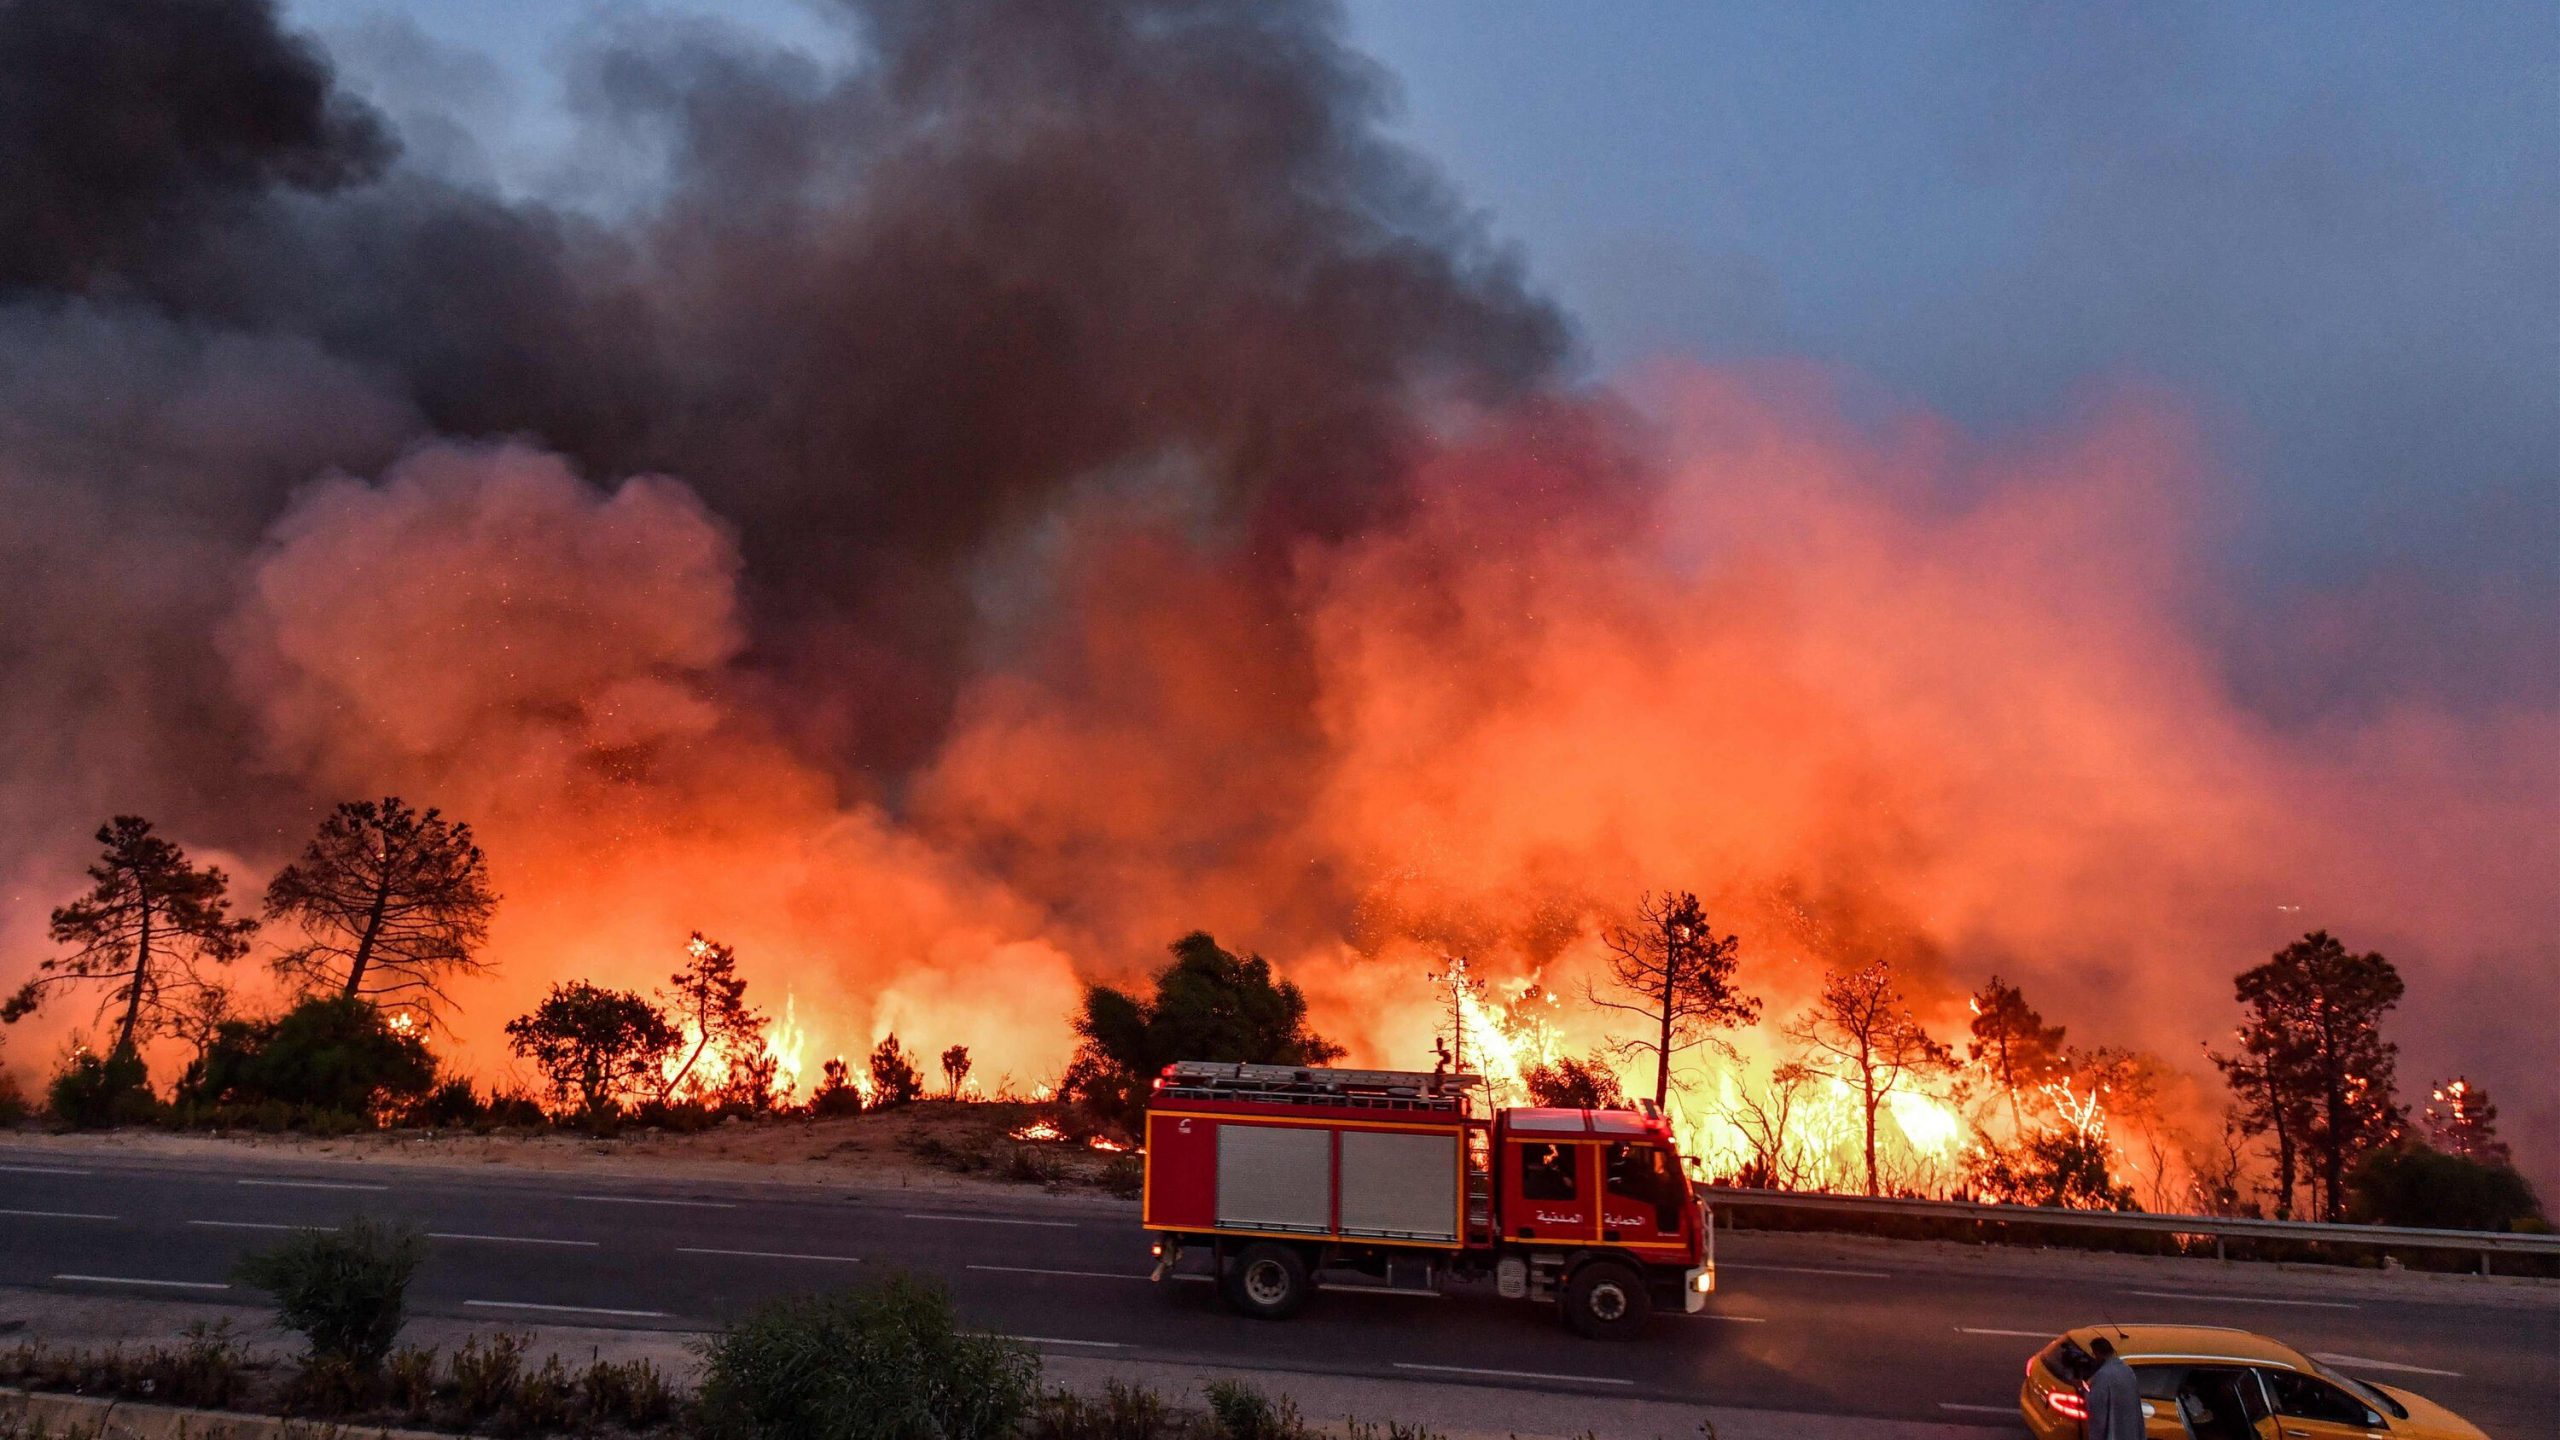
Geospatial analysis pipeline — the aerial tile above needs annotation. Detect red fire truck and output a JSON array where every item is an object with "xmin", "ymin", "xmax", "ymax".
[{"xmin": 1141, "ymin": 1062, "xmax": 1714, "ymax": 1337}]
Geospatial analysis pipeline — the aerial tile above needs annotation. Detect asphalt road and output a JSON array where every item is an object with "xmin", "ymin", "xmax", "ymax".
[{"xmin": 2, "ymin": 1148, "xmax": 2553, "ymax": 1436}]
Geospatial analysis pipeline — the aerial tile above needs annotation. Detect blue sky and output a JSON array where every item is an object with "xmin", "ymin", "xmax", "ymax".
[{"xmin": 287, "ymin": 0, "xmax": 2557, "ymax": 698}]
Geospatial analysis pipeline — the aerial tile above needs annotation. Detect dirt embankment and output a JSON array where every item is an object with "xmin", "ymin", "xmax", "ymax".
[{"xmin": 0, "ymin": 1099, "xmax": 1138, "ymax": 1203}]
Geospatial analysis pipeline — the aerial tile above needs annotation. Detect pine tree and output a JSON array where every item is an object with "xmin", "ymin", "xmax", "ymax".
[
  {"xmin": 1588, "ymin": 891, "xmax": 1760, "ymax": 1107},
  {"xmin": 2215, "ymin": 932, "xmax": 2405, "ymax": 1222},
  {"xmin": 1966, "ymin": 975, "xmax": 2066, "ymax": 1132},
  {"xmin": 1784, "ymin": 959, "xmax": 1954, "ymax": 1196},
  {"xmin": 4, "ymin": 817, "xmax": 255, "ymax": 1059},
  {"xmin": 658, "ymin": 933, "xmax": 766, "ymax": 1104},
  {"xmin": 264, "ymin": 798, "xmax": 497, "ymax": 1023}
]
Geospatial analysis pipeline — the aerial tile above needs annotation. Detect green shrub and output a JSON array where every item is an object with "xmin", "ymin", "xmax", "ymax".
[
  {"xmin": 179, "ymin": 995, "xmax": 437, "ymax": 1121},
  {"xmin": 695, "ymin": 1274, "xmax": 1038, "ymax": 1440},
  {"xmin": 46, "ymin": 1049, "xmax": 155, "ymax": 1128},
  {"xmin": 1025, "ymin": 1381, "xmax": 1172, "ymax": 1440},
  {"xmin": 2349, "ymin": 1141, "xmax": 2546, "ymax": 1232},
  {"xmin": 387, "ymin": 1344, "xmax": 440, "ymax": 1417},
  {"xmin": 233, "ymin": 1219, "xmax": 427, "ymax": 1369},
  {"xmin": 449, "ymin": 1331, "xmax": 530, "ymax": 1419},
  {"xmin": 1204, "ymin": 1380, "xmax": 1311, "ymax": 1440},
  {"xmin": 581, "ymin": 1356, "xmax": 680, "ymax": 1427},
  {"xmin": 403, "ymin": 1078, "xmax": 485, "ymax": 1128},
  {"xmin": 0, "ymin": 1067, "xmax": 29, "ymax": 1126}
]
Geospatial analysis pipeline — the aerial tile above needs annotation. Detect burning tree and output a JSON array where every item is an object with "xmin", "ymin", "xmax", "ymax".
[
  {"xmin": 2420, "ymin": 1076, "xmax": 2507, "ymax": 1166},
  {"xmin": 940, "ymin": 1044, "xmax": 972, "ymax": 1099},
  {"xmin": 657, "ymin": 933, "xmax": 768, "ymax": 1106},
  {"xmin": 3, "ymin": 817, "xmax": 256, "ymax": 1061},
  {"xmin": 1588, "ymin": 891, "xmax": 1759, "ymax": 1108},
  {"xmin": 1783, "ymin": 959, "xmax": 1955, "ymax": 1196},
  {"xmin": 1966, "ymin": 975, "xmax": 2066, "ymax": 1132},
  {"xmin": 263, "ymin": 798, "xmax": 497, "ymax": 1024},
  {"xmin": 505, "ymin": 981, "xmax": 679, "ymax": 1117},
  {"xmin": 2215, "ymin": 932, "xmax": 2404, "ymax": 1222}
]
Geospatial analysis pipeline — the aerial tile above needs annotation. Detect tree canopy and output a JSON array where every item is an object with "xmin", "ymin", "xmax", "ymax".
[
  {"xmin": 2215, "ymin": 931, "xmax": 2405, "ymax": 1221},
  {"xmin": 1784, "ymin": 959, "xmax": 1955, "ymax": 1196},
  {"xmin": 1062, "ymin": 931, "xmax": 1343, "ymax": 1134},
  {"xmin": 4, "ymin": 816, "xmax": 255, "ymax": 1058},
  {"xmin": 1588, "ymin": 891, "xmax": 1759, "ymax": 1107},
  {"xmin": 504, "ymin": 981, "xmax": 678, "ymax": 1116},
  {"xmin": 264, "ymin": 798, "xmax": 497, "ymax": 1021}
]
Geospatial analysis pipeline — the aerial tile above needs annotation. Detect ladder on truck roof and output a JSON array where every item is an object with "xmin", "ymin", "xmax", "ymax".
[{"xmin": 1158, "ymin": 1061, "xmax": 1485, "ymax": 1115}]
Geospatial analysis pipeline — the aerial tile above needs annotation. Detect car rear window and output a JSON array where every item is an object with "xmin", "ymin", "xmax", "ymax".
[{"xmin": 2037, "ymin": 1337, "xmax": 2096, "ymax": 1383}]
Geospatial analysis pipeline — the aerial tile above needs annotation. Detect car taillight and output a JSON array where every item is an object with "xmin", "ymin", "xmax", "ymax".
[{"xmin": 2048, "ymin": 1390, "xmax": 2087, "ymax": 1421}]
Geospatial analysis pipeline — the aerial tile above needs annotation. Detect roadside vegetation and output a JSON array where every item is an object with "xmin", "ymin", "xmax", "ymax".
[{"xmin": 0, "ymin": 1260, "xmax": 1444, "ymax": 1440}]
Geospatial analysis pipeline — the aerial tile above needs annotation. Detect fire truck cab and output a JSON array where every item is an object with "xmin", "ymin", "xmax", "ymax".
[{"xmin": 1141, "ymin": 1062, "xmax": 1713, "ymax": 1338}]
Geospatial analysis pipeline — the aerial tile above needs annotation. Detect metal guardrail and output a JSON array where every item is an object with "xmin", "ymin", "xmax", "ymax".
[{"xmin": 1703, "ymin": 1185, "xmax": 2560, "ymax": 1274}]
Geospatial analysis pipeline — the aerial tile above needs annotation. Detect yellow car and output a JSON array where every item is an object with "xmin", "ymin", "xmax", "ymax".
[{"xmin": 2018, "ymin": 1324, "xmax": 2488, "ymax": 1439}]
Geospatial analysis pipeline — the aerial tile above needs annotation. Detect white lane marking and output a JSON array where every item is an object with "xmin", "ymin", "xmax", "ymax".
[
  {"xmin": 0, "ymin": 1208, "xmax": 118, "ymax": 1221},
  {"xmin": 1395, "ymin": 1362, "xmax": 1633, "ymax": 1386},
  {"xmin": 192, "ymin": 1220, "xmax": 329, "ymax": 1233},
  {"xmin": 1717, "ymin": 1262, "xmax": 1893, "ymax": 1280},
  {"xmin": 1685, "ymin": 1312, "xmax": 1768, "ymax": 1323},
  {"xmin": 994, "ymin": 1334, "xmax": 1126, "ymax": 1348},
  {"xmin": 237, "ymin": 1178, "xmax": 389, "ymax": 1193},
  {"xmin": 1939, "ymin": 1402, "xmax": 2018, "ymax": 1415},
  {"xmin": 681, "ymin": 1247, "xmax": 862, "ymax": 1264},
  {"xmin": 465, "ymin": 1300, "xmax": 669, "ymax": 1319},
  {"xmin": 0, "ymin": 1164, "xmax": 92, "ymax": 1176},
  {"xmin": 1958, "ymin": 1327, "xmax": 2056, "ymax": 1339},
  {"xmin": 905, "ymin": 1212, "xmax": 1076, "ymax": 1228},
  {"xmin": 2127, "ymin": 1289, "xmax": 2357, "ymax": 1310},
  {"xmin": 432, "ymin": 1232, "xmax": 598, "ymax": 1248},
  {"xmin": 2312, "ymin": 1352, "xmax": 2464, "ymax": 1379},
  {"xmin": 570, "ymin": 1194, "xmax": 735, "ymax": 1209},
  {"xmin": 55, "ymin": 1274, "xmax": 229, "ymax": 1291},
  {"xmin": 970, "ymin": 1264, "xmax": 1140, "ymax": 1280}
]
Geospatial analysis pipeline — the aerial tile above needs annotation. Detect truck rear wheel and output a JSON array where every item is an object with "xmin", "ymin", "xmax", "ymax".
[
  {"xmin": 1561, "ymin": 1260, "xmax": 1649, "ymax": 1339},
  {"xmin": 1222, "ymin": 1242, "xmax": 1311, "ymax": 1320}
]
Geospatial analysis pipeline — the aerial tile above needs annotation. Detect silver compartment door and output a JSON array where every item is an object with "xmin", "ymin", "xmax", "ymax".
[
  {"xmin": 1216, "ymin": 1123, "xmax": 1333, "ymax": 1233},
  {"xmin": 1336, "ymin": 1129, "xmax": 1458, "ymax": 1241}
]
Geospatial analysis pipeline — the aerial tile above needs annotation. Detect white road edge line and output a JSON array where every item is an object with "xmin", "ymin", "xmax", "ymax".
[
  {"xmin": 464, "ymin": 1300, "xmax": 669, "ymax": 1319},
  {"xmin": 1686, "ymin": 1312, "xmax": 1768, "ymax": 1323},
  {"xmin": 431, "ymin": 1233, "xmax": 598, "ymax": 1248},
  {"xmin": 570, "ymin": 1195, "xmax": 736, "ymax": 1209},
  {"xmin": 236, "ymin": 1179, "xmax": 390, "ymax": 1193},
  {"xmin": 681, "ymin": 1247, "xmax": 863, "ymax": 1264},
  {"xmin": 1395, "ymin": 1363, "xmax": 1633, "ymax": 1386},
  {"xmin": 1, "ymin": 1209, "xmax": 118, "ymax": 1221},
  {"xmin": 2310, "ymin": 1352, "xmax": 2464, "ymax": 1380},
  {"xmin": 0, "ymin": 1165, "xmax": 92, "ymax": 1177},
  {"xmin": 970, "ymin": 1264, "xmax": 1140, "ymax": 1280},
  {"xmin": 55, "ymin": 1274, "xmax": 229, "ymax": 1291},
  {"xmin": 1717, "ymin": 1262, "xmax": 1893, "ymax": 1280},
  {"xmin": 192, "ymin": 1220, "xmax": 329, "ymax": 1232},
  {"xmin": 1957, "ymin": 1327, "xmax": 2056, "ymax": 1339},
  {"xmin": 1939, "ymin": 1403, "xmax": 2018, "ymax": 1415},
  {"xmin": 993, "ymin": 1335, "xmax": 1127, "ymax": 1348},
  {"xmin": 2127, "ymin": 1289, "xmax": 2358, "ymax": 1310},
  {"xmin": 905, "ymin": 1212, "xmax": 1077, "ymax": 1229}
]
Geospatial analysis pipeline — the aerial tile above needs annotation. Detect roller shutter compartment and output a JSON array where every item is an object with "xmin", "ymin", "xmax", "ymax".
[
  {"xmin": 1338, "ymin": 1129, "xmax": 1459, "ymax": 1241},
  {"xmin": 1216, "ymin": 1124, "xmax": 1332, "ymax": 1233}
]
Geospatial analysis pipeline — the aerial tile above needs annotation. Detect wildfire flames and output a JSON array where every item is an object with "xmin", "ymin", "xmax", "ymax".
[{"xmin": 0, "ymin": 0, "xmax": 2546, "ymax": 1194}]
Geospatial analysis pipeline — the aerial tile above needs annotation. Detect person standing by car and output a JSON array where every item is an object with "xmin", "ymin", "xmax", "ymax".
[{"xmin": 2082, "ymin": 1337, "xmax": 2144, "ymax": 1440}]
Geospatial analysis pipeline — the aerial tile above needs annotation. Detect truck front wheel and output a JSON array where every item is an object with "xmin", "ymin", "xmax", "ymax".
[
  {"xmin": 1222, "ymin": 1242, "xmax": 1312, "ymax": 1320},
  {"xmin": 1561, "ymin": 1260, "xmax": 1649, "ymax": 1339}
]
